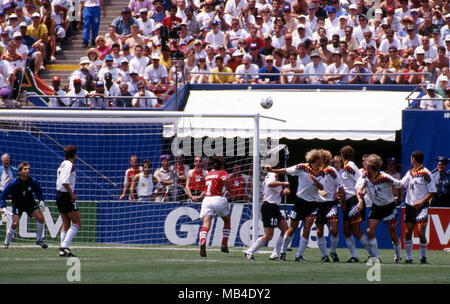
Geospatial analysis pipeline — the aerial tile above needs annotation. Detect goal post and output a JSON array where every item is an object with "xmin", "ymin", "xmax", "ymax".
[{"xmin": 0, "ymin": 110, "xmax": 285, "ymax": 248}]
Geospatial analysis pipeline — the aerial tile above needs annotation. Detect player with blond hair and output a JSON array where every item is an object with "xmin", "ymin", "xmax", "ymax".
[
  {"xmin": 356, "ymin": 154, "xmax": 403, "ymax": 263},
  {"xmin": 314, "ymin": 149, "xmax": 345, "ymax": 262},
  {"xmin": 265, "ymin": 149, "xmax": 324, "ymax": 262}
]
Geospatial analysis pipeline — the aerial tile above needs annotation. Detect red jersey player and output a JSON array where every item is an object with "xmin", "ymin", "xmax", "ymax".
[
  {"xmin": 199, "ymin": 156, "xmax": 233, "ymax": 257},
  {"xmin": 186, "ymin": 156, "xmax": 208, "ymax": 202}
]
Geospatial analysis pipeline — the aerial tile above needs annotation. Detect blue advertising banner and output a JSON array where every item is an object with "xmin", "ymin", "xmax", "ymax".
[{"xmin": 96, "ymin": 202, "xmax": 400, "ymax": 250}]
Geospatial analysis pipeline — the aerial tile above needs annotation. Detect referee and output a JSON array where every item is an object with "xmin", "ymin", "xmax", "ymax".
[{"xmin": 0, "ymin": 161, "xmax": 48, "ymax": 249}]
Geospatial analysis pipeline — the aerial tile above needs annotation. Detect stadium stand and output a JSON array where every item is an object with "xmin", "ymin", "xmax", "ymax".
[{"xmin": 4, "ymin": 0, "xmax": 450, "ymax": 109}]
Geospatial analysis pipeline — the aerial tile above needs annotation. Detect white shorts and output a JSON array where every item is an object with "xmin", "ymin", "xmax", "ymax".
[{"xmin": 200, "ymin": 196, "xmax": 229, "ymax": 218}]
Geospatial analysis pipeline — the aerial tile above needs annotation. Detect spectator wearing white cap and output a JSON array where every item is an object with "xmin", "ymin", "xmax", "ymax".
[
  {"xmin": 303, "ymin": 50, "xmax": 327, "ymax": 84},
  {"xmin": 205, "ymin": 44, "xmax": 217, "ymax": 69},
  {"xmin": 5, "ymin": 13, "xmax": 20, "ymax": 39},
  {"xmin": 27, "ymin": 12, "xmax": 49, "ymax": 63},
  {"xmin": 234, "ymin": 53, "xmax": 258, "ymax": 83},
  {"xmin": 435, "ymin": 75, "xmax": 448, "ymax": 97},
  {"xmin": 118, "ymin": 58, "xmax": 132, "ymax": 83},
  {"xmin": 136, "ymin": 8, "xmax": 154, "ymax": 38},
  {"xmin": 292, "ymin": 23, "xmax": 309, "ymax": 48},
  {"xmin": 12, "ymin": 32, "xmax": 28, "ymax": 66},
  {"xmin": 144, "ymin": 52, "xmax": 168, "ymax": 86},
  {"xmin": 420, "ymin": 83, "xmax": 444, "ymax": 110}
]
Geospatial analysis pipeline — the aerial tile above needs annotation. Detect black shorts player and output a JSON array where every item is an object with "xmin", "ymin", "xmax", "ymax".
[
  {"xmin": 343, "ymin": 195, "xmax": 366, "ymax": 224},
  {"xmin": 290, "ymin": 196, "xmax": 318, "ymax": 222},
  {"xmin": 315, "ymin": 201, "xmax": 339, "ymax": 225},
  {"xmin": 404, "ymin": 204, "xmax": 428, "ymax": 224},
  {"xmin": 261, "ymin": 201, "xmax": 284, "ymax": 228},
  {"xmin": 56, "ymin": 191, "xmax": 79, "ymax": 214},
  {"xmin": 368, "ymin": 202, "xmax": 398, "ymax": 226}
]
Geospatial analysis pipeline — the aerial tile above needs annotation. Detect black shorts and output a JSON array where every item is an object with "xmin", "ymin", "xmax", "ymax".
[
  {"xmin": 315, "ymin": 201, "xmax": 339, "ymax": 225},
  {"xmin": 289, "ymin": 197, "xmax": 318, "ymax": 222},
  {"xmin": 404, "ymin": 204, "xmax": 428, "ymax": 224},
  {"xmin": 261, "ymin": 201, "xmax": 283, "ymax": 228},
  {"xmin": 11, "ymin": 201, "xmax": 38, "ymax": 217},
  {"xmin": 368, "ymin": 202, "xmax": 397, "ymax": 226},
  {"xmin": 343, "ymin": 195, "xmax": 366, "ymax": 224},
  {"xmin": 56, "ymin": 191, "xmax": 78, "ymax": 214}
]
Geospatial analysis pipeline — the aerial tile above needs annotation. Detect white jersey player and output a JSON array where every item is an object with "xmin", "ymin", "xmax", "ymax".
[
  {"xmin": 400, "ymin": 150, "xmax": 436, "ymax": 264},
  {"xmin": 356, "ymin": 154, "xmax": 403, "ymax": 263},
  {"xmin": 245, "ymin": 171, "xmax": 290, "ymax": 260},
  {"xmin": 56, "ymin": 145, "xmax": 80, "ymax": 257}
]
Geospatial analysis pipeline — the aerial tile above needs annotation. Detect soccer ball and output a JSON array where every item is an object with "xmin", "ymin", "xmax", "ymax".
[{"xmin": 260, "ymin": 97, "xmax": 273, "ymax": 109}]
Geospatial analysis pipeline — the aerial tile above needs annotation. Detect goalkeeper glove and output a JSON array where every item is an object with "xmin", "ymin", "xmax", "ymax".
[{"xmin": 39, "ymin": 201, "xmax": 46, "ymax": 212}]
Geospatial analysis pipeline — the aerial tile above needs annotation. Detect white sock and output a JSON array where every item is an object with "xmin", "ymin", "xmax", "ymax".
[
  {"xmin": 330, "ymin": 234, "xmax": 339, "ymax": 253},
  {"xmin": 345, "ymin": 236, "xmax": 358, "ymax": 258},
  {"xmin": 420, "ymin": 242, "xmax": 427, "ymax": 259},
  {"xmin": 280, "ymin": 235, "xmax": 293, "ymax": 254},
  {"xmin": 405, "ymin": 239, "xmax": 413, "ymax": 260},
  {"xmin": 247, "ymin": 236, "xmax": 266, "ymax": 254},
  {"xmin": 36, "ymin": 222, "xmax": 45, "ymax": 241},
  {"xmin": 60, "ymin": 230, "xmax": 67, "ymax": 247},
  {"xmin": 296, "ymin": 236, "xmax": 309, "ymax": 257},
  {"xmin": 271, "ymin": 232, "xmax": 284, "ymax": 257},
  {"xmin": 359, "ymin": 234, "xmax": 371, "ymax": 255},
  {"xmin": 317, "ymin": 237, "xmax": 328, "ymax": 256},
  {"xmin": 61, "ymin": 224, "xmax": 79, "ymax": 248},
  {"xmin": 5, "ymin": 227, "xmax": 16, "ymax": 244},
  {"xmin": 368, "ymin": 238, "xmax": 379, "ymax": 257},
  {"xmin": 393, "ymin": 240, "xmax": 401, "ymax": 259}
]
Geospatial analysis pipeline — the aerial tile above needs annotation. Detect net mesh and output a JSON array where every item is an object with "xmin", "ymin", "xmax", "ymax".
[{"xmin": 0, "ymin": 113, "xmax": 266, "ymax": 247}]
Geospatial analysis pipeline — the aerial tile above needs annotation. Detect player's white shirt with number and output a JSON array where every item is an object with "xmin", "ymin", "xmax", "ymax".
[
  {"xmin": 57, "ymin": 160, "xmax": 76, "ymax": 192},
  {"xmin": 317, "ymin": 166, "xmax": 344, "ymax": 202},
  {"xmin": 400, "ymin": 166, "xmax": 436, "ymax": 206},
  {"xmin": 341, "ymin": 161, "xmax": 361, "ymax": 198},
  {"xmin": 286, "ymin": 163, "xmax": 319, "ymax": 202},
  {"xmin": 263, "ymin": 172, "xmax": 282, "ymax": 205},
  {"xmin": 355, "ymin": 171, "xmax": 402, "ymax": 206}
]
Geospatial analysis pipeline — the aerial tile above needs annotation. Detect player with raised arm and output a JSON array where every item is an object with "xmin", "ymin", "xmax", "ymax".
[
  {"xmin": 199, "ymin": 156, "xmax": 234, "ymax": 257},
  {"xmin": 186, "ymin": 156, "xmax": 208, "ymax": 202},
  {"xmin": 56, "ymin": 145, "xmax": 80, "ymax": 257},
  {"xmin": 130, "ymin": 160, "xmax": 161, "ymax": 201},
  {"xmin": 266, "ymin": 149, "xmax": 324, "ymax": 262},
  {"xmin": 340, "ymin": 145, "xmax": 372, "ymax": 263},
  {"xmin": 0, "ymin": 162, "xmax": 48, "ymax": 249},
  {"xmin": 356, "ymin": 154, "xmax": 403, "ymax": 263},
  {"xmin": 244, "ymin": 163, "xmax": 290, "ymax": 260},
  {"xmin": 315, "ymin": 149, "xmax": 345, "ymax": 263},
  {"xmin": 401, "ymin": 150, "xmax": 436, "ymax": 264}
]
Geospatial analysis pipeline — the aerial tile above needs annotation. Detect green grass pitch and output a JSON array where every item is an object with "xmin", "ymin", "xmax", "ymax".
[{"xmin": 1, "ymin": 244, "xmax": 449, "ymax": 284}]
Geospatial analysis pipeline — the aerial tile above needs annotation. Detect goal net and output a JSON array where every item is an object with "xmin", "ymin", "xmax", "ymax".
[{"xmin": 0, "ymin": 110, "xmax": 284, "ymax": 249}]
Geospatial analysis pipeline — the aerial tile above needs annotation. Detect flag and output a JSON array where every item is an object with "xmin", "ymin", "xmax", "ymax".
[{"xmin": 20, "ymin": 67, "xmax": 55, "ymax": 106}]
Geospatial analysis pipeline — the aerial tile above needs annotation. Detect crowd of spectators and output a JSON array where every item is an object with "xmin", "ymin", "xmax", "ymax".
[
  {"xmin": 9, "ymin": 0, "xmax": 445, "ymax": 109},
  {"xmin": 0, "ymin": 0, "xmax": 75, "ymax": 103}
]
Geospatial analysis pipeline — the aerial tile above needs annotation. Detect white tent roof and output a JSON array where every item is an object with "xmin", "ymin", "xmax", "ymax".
[{"xmin": 165, "ymin": 89, "xmax": 410, "ymax": 141}]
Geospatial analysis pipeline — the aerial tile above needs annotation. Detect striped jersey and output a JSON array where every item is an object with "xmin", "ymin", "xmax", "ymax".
[
  {"xmin": 401, "ymin": 166, "xmax": 436, "ymax": 206},
  {"xmin": 317, "ymin": 165, "xmax": 344, "ymax": 202},
  {"xmin": 286, "ymin": 163, "xmax": 320, "ymax": 202},
  {"xmin": 356, "ymin": 171, "xmax": 402, "ymax": 206},
  {"xmin": 341, "ymin": 160, "xmax": 361, "ymax": 198}
]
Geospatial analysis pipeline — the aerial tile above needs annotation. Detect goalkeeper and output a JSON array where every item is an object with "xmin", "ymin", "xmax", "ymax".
[{"xmin": 0, "ymin": 161, "xmax": 48, "ymax": 249}]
